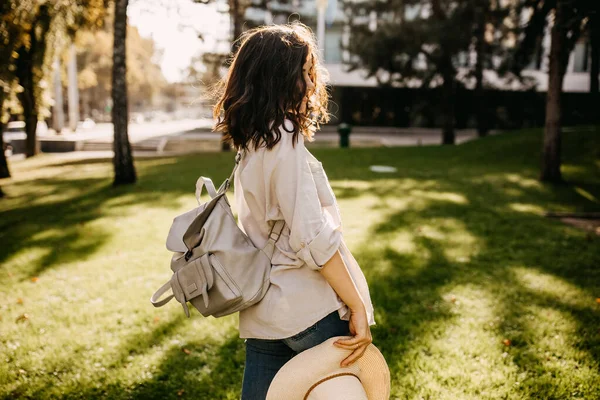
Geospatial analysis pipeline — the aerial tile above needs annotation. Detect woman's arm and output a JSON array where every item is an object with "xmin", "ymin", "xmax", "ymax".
[
  {"xmin": 320, "ymin": 249, "xmax": 372, "ymax": 368},
  {"xmin": 319, "ymin": 249, "xmax": 365, "ymax": 313},
  {"xmin": 265, "ymin": 132, "xmax": 372, "ymax": 366}
]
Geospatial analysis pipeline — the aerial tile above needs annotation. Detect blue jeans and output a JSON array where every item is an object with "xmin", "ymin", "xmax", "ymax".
[{"xmin": 241, "ymin": 309, "xmax": 351, "ymax": 400}]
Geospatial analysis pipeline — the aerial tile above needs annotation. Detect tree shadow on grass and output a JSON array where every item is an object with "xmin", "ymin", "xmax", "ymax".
[
  {"xmin": 0, "ymin": 181, "xmax": 114, "ymax": 282},
  {"xmin": 2, "ymin": 129, "xmax": 596, "ymax": 283},
  {"xmin": 0, "ymin": 177, "xmax": 185, "ymax": 282},
  {"xmin": 349, "ymin": 173, "xmax": 599, "ymax": 398},
  {"xmin": 0, "ymin": 152, "xmax": 240, "ymax": 283},
  {"xmin": 119, "ymin": 332, "xmax": 245, "ymax": 400},
  {"xmin": 362, "ymin": 240, "xmax": 458, "ymax": 353},
  {"xmin": 14, "ymin": 311, "xmax": 247, "ymax": 399},
  {"xmin": 1, "ymin": 129, "xmax": 598, "ymax": 398},
  {"xmin": 491, "ymin": 268, "xmax": 600, "ymax": 399},
  {"xmin": 26, "ymin": 327, "xmax": 246, "ymax": 400},
  {"xmin": 6, "ymin": 310, "xmax": 186, "ymax": 399}
]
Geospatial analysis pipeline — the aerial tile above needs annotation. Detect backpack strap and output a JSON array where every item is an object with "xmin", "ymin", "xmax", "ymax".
[
  {"xmin": 151, "ymin": 281, "xmax": 174, "ymax": 308},
  {"xmin": 218, "ymin": 150, "xmax": 243, "ymax": 194},
  {"xmin": 195, "ymin": 177, "xmax": 218, "ymax": 203},
  {"xmin": 219, "ymin": 149, "xmax": 285, "ymax": 259},
  {"xmin": 262, "ymin": 219, "xmax": 286, "ymax": 259}
]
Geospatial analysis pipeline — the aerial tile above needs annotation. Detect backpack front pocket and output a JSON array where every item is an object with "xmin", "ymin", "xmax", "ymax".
[
  {"xmin": 171, "ymin": 252, "xmax": 243, "ymax": 317},
  {"xmin": 204, "ymin": 252, "xmax": 243, "ymax": 312}
]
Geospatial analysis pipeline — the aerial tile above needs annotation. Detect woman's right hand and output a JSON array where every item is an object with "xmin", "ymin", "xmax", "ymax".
[{"xmin": 333, "ymin": 306, "xmax": 372, "ymax": 367}]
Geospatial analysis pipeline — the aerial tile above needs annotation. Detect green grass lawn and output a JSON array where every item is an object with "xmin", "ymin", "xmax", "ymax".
[{"xmin": 1, "ymin": 127, "xmax": 599, "ymax": 399}]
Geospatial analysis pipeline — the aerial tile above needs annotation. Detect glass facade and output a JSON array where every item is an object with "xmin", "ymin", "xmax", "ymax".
[
  {"xmin": 324, "ymin": 26, "xmax": 343, "ymax": 63},
  {"xmin": 572, "ymin": 40, "xmax": 589, "ymax": 73}
]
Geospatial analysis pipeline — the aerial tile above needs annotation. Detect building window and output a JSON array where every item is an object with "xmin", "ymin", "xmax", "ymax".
[
  {"xmin": 572, "ymin": 40, "xmax": 589, "ymax": 73},
  {"xmin": 324, "ymin": 25, "xmax": 343, "ymax": 63}
]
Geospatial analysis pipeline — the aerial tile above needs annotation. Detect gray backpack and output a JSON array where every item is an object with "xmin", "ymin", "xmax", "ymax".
[{"xmin": 151, "ymin": 150, "xmax": 285, "ymax": 318}]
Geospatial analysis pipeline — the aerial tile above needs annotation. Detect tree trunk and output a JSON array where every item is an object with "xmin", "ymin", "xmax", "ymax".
[
  {"xmin": 15, "ymin": 5, "xmax": 50, "ymax": 158},
  {"xmin": 541, "ymin": 1, "xmax": 566, "ymax": 183},
  {"xmin": 16, "ymin": 46, "xmax": 40, "ymax": 158},
  {"xmin": 475, "ymin": 6, "xmax": 489, "ymax": 137},
  {"xmin": 0, "ymin": 86, "xmax": 7, "ymax": 197},
  {"xmin": 590, "ymin": 14, "xmax": 599, "ymax": 93},
  {"xmin": 430, "ymin": 0, "xmax": 455, "ymax": 145},
  {"xmin": 220, "ymin": 0, "xmax": 247, "ymax": 153},
  {"xmin": 17, "ymin": 86, "xmax": 40, "ymax": 158},
  {"xmin": 112, "ymin": 0, "xmax": 136, "ymax": 185},
  {"xmin": 441, "ymin": 65, "xmax": 456, "ymax": 145},
  {"xmin": 231, "ymin": 0, "xmax": 244, "ymax": 51},
  {"xmin": 0, "ymin": 87, "xmax": 11, "ymax": 179}
]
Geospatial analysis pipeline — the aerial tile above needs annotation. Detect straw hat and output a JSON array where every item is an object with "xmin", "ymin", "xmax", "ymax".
[{"xmin": 266, "ymin": 336, "xmax": 390, "ymax": 400}]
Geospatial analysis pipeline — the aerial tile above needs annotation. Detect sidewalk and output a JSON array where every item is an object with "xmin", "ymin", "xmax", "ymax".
[
  {"xmin": 36, "ymin": 119, "xmax": 214, "ymax": 152},
  {"xmin": 18, "ymin": 121, "xmax": 495, "ymax": 159}
]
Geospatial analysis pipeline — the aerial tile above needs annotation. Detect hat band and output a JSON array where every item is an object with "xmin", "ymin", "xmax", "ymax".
[{"xmin": 303, "ymin": 372, "xmax": 362, "ymax": 400}]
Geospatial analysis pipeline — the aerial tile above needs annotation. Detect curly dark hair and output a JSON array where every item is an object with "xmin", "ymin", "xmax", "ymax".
[{"xmin": 211, "ymin": 22, "xmax": 331, "ymax": 151}]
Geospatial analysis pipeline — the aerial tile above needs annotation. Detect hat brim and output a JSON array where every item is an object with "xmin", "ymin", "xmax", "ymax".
[{"xmin": 266, "ymin": 336, "xmax": 390, "ymax": 400}]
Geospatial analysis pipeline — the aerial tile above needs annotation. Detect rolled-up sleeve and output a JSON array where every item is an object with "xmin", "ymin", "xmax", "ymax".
[{"xmin": 271, "ymin": 134, "xmax": 342, "ymax": 270}]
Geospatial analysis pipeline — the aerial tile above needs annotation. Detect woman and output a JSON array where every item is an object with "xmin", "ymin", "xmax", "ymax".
[{"xmin": 211, "ymin": 22, "xmax": 376, "ymax": 399}]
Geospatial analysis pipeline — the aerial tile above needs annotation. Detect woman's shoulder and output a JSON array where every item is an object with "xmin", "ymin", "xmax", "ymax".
[
  {"xmin": 279, "ymin": 118, "xmax": 304, "ymax": 142},
  {"xmin": 268, "ymin": 118, "xmax": 306, "ymax": 154},
  {"xmin": 279, "ymin": 119, "xmax": 321, "ymax": 164},
  {"xmin": 257, "ymin": 119, "xmax": 311, "ymax": 176}
]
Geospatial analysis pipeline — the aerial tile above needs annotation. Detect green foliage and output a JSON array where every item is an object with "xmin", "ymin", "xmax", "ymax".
[
  {"xmin": 341, "ymin": 0, "xmax": 515, "ymax": 88},
  {"xmin": 510, "ymin": 0, "xmax": 599, "ymax": 76},
  {"xmin": 0, "ymin": 127, "xmax": 599, "ymax": 398},
  {"xmin": 0, "ymin": 1, "xmax": 36, "ymax": 84},
  {"xmin": 0, "ymin": 0, "xmax": 109, "ymax": 120},
  {"xmin": 73, "ymin": 24, "xmax": 166, "ymax": 115},
  {"xmin": 341, "ymin": 0, "xmax": 519, "ymax": 143}
]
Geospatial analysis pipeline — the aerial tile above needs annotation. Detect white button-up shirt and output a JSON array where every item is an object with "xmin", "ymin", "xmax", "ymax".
[{"xmin": 234, "ymin": 118, "xmax": 376, "ymax": 339}]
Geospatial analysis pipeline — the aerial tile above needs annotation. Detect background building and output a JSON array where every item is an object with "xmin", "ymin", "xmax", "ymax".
[{"xmin": 244, "ymin": 0, "xmax": 593, "ymax": 92}]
